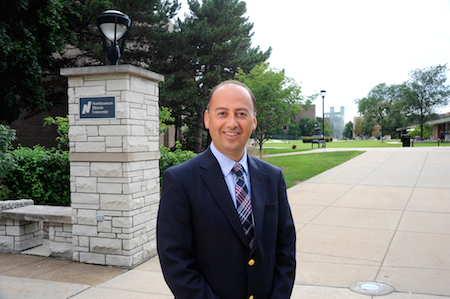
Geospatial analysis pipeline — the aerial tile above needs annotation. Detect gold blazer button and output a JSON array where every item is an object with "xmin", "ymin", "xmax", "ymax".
[{"xmin": 248, "ymin": 259, "xmax": 255, "ymax": 266}]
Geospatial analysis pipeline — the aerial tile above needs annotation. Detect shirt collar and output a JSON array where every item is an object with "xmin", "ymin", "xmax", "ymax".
[{"xmin": 210, "ymin": 142, "xmax": 249, "ymax": 176}]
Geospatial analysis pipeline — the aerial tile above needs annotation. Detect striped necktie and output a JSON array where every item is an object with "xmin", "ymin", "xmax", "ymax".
[{"xmin": 232, "ymin": 163, "xmax": 254, "ymax": 248}]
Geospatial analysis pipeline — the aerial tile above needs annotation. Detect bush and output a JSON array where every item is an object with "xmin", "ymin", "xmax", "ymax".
[
  {"xmin": 2, "ymin": 146, "xmax": 70, "ymax": 205},
  {"xmin": 160, "ymin": 141, "xmax": 196, "ymax": 177},
  {"xmin": 0, "ymin": 125, "xmax": 17, "ymax": 179}
]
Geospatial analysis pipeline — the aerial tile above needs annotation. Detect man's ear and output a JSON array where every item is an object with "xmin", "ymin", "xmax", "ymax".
[
  {"xmin": 252, "ymin": 114, "xmax": 257, "ymax": 131},
  {"xmin": 204, "ymin": 110, "xmax": 210, "ymax": 129}
]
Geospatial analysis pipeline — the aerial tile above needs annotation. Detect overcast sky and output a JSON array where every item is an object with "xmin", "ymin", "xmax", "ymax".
[{"xmin": 178, "ymin": 0, "xmax": 450, "ymax": 123}]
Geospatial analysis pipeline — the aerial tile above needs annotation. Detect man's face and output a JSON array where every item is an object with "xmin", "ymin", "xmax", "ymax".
[{"xmin": 204, "ymin": 84, "xmax": 257, "ymax": 161}]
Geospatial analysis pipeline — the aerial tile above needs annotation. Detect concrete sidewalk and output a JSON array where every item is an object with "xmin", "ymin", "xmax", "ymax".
[{"xmin": 1, "ymin": 147, "xmax": 449, "ymax": 298}]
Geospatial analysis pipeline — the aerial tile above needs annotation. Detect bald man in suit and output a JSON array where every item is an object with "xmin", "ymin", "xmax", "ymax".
[{"xmin": 157, "ymin": 80, "xmax": 296, "ymax": 299}]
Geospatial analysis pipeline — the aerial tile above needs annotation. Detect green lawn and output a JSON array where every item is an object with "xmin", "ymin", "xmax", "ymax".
[
  {"xmin": 255, "ymin": 138, "xmax": 448, "ymax": 188},
  {"xmin": 262, "ymin": 151, "xmax": 364, "ymax": 188}
]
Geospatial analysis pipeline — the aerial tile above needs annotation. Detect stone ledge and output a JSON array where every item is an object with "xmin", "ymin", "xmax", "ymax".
[
  {"xmin": 2, "ymin": 206, "xmax": 71, "ymax": 223},
  {"xmin": 60, "ymin": 65, "xmax": 164, "ymax": 83},
  {"xmin": 69, "ymin": 151, "xmax": 160, "ymax": 162}
]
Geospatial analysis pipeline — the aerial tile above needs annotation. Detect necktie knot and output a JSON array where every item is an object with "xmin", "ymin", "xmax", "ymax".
[{"xmin": 232, "ymin": 163, "xmax": 244, "ymax": 177}]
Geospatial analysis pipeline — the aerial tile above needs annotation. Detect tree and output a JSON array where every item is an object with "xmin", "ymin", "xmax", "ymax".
[
  {"xmin": 343, "ymin": 121, "xmax": 353, "ymax": 139},
  {"xmin": 161, "ymin": 0, "xmax": 271, "ymax": 152},
  {"xmin": 0, "ymin": 0, "xmax": 77, "ymax": 123},
  {"xmin": 356, "ymin": 83, "xmax": 407, "ymax": 138},
  {"xmin": 401, "ymin": 64, "xmax": 450, "ymax": 140},
  {"xmin": 315, "ymin": 117, "xmax": 332, "ymax": 137},
  {"xmin": 298, "ymin": 117, "xmax": 317, "ymax": 137},
  {"xmin": 235, "ymin": 63, "xmax": 311, "ymax": 152}
]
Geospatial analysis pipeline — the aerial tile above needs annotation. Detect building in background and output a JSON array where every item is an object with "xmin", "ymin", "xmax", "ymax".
[{"xmin": 325, "ymin": 106, "xmax": 345, "ymax": 139}]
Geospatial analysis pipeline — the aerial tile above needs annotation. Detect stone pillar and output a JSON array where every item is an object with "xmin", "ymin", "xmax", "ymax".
[{"xmin": 61, "ymin": 65, "xmax": 163, "ymax": 268}]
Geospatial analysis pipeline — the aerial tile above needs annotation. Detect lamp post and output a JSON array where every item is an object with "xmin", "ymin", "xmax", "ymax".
[
  {"xmin": 320, "ymin": 90, "xmax": 326, "ymax": 140},
  {"xmin": 97, "ymin": 10, "xmax": 131, "ymax": 65},
  {"xmin": 381, "ymin": 109, "xmax": 386, "ymax": 143}
]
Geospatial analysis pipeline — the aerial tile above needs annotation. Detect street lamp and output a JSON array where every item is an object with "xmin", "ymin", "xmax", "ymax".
[
  {"xmin": 381, "ymin": 109, "xmax": 386, "ymax": 143},
  {"xmin": 320, "ymin": 90, "xmax": 326, "ymax": 140},
  {"xmin": 97, "ymin": 10, "xmax": 132, "ymax": 65}
]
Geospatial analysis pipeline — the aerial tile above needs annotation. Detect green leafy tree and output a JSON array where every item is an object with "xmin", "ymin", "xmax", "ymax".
[
  {"xmin": 298, "ymin": 117, "xmax": 317, "ymax": 137},
  {"xmin": 401, "ymin": 64, "xmax": 450, "ymax": 140},
  {"xmin": 315, "ymin": 117, "xmax": 333, "ymax": 137},
  {"xmin": 343, "ymin": 121, "xmax": 353, "ymax": 139},
  {"xmin": 0, "ymin": 0, "xmax": 77, "ymax": 123},
  {"xmin": 160, "ymin": 0, "xmax": 271, "ymax": 152},
  {"xmin": 235, "ymin": 63, "xmax": 312, "ymax": 152}
]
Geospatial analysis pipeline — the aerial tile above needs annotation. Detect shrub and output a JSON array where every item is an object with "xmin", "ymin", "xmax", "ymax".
[
  {"xmin": 160, "ymin": 141, "xmax": 196, "ymax": 177},
  {"xmin": 2, "ymin": 146, "xmax": 70, "ymax": 205}
]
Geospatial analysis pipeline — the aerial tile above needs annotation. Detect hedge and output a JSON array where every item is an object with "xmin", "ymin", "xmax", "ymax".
[{"xmin": 302, "ymin": 137, "xmax": 333, "ymax": 143}]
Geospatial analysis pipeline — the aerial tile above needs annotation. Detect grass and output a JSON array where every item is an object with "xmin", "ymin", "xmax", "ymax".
[
  {"xmin": 255, "ymin": 138, "xmax": 448, "ymax": 188},
  {"xmin": 262, "ymin": 151, "xmax": 364, "ymax": 188}
]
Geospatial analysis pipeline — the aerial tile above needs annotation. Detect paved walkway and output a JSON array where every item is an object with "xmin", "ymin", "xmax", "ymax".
[{"xmin": 1, "ymin": 147, "xmax": 449, "ymax": 298}]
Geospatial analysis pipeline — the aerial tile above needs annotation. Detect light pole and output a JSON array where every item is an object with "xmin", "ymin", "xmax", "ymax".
[
  {"xmin": 320, "ymin": 90, "xmax": 326, "ymax": 140},
  {"xmin": 97, "ymin": 10, "xmax": 132, "ymax": 65}
]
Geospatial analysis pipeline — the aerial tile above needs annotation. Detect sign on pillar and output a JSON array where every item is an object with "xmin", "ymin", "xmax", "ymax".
[{"xmin": 61, "ymin": 65, "xmax": 163, "ymax": 268}]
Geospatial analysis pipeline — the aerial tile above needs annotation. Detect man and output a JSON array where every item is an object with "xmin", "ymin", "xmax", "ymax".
[{"xmin": 157, "ymin": 80, "xmax": 296, "ymax": 299}]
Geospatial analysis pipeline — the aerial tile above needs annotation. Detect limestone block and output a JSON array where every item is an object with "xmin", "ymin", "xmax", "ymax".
[
  {"xmin": 75, "ymin": 85, "xmax": 106, "ymax": 98},
  {"xmin": 143, "ymin": 242, "xmax": 157, "ymax": 259},
  {"xmin": 6, "ymin": 225, "xmax": 24, "ymax": 236},
  {"xmin": 68, "ymin": 76, "xmax": 84, "ymax": 88},
  {"xmin": 121, "ymin": 90, "xmax": 144, "ymax": 104},
  {"xmin": 112, "ymin": 217, "xmax": 132, "ymax": 228},
  {"xmin": 90, "ymin": 237, "xmax": 122, "ymax": 254},
  {"xmin": 98, "ymin": 183, "xmax": 122, "ymax": 194},
  {"xmin": 101, "ymin": 194, "xmax": 132, "ymax": 211},
  {"xmin": 123, "ymin": 136, "xmax": 149, "ymax": 152},
  {"xmin": 145, "ymin": 120, "xmax": 158, "ymax": 136},
  {"xmin": 86, "ymin": 126, "xmax": 99, "ymax": 136},
  {"xmin": 15, "ymin": 235, "xmax": 43, "ymax": 251},
  {"xmin": 50, "ymin": 241, "xmax": 72, "ymax": 258},
  {"xmin": 105, "ymin": 137, "xmax": 122, "ymax": 147},
  {"xmin": 123, "ymin": 234, "xmax": 148, "ymax": 250},
  {"xmin": 80, "ymin": 252, "xmax": 106, "ymax": 265},
  {"xmin": 98, "ymin": 221, "xmax": 112, "ymax": 233},
  {"xmin": 0, "ymin": 236, "xmax": 14, "ymax": 251},
  {"xmin": 116, "ymin": 102, "xmax": 130, "ymax": 118},
  {"xmin": 71, "ymin": 193, "xmax": 100, "ymax": 205},
  {"xmin": 131, "ymin": 125, "xmax": 145, "ymax": 136},
  {"xmin": 74, "ymin": 142, "xmax": 106, "ymax": 153},
  {"xmin": 68, "ymin": 104, "xmax": 79, "ymax": 116},
  {"xmin": 106, "ymin": 79, "xmax": 129, "ymax": 91},
  {"xmin": 77, "ymin": 209, "xmax": 97, "ymax": 225},
  {"xmin": 24, "ymin": 222, "xmax": 40, "ymax": 234},
  {"xmin": 69, "ymin": 126, "xmax": 87, "ymax": 141},
  {"xmin": 123, "ymin": 182, "xmax": 142, "ymax": 195},
  {"xmin": 106, "ymin": 254, "xmax": 132, "ymax": 267},
  {"xmin": 72, "ymin": 224, "xmax": 98, "ymax": 237},
  {"xmin": 99, "ymin": 125, "xmax": 131, "ymax": 136},
  {"xmin": 130, "ymin": 108, "xmax": 147, "ymax": 120},
  {"xmin": 70, "ymin": 163, "xmax": 90, "ymax": 177},
  {"xmin": 79, "ymin": 236, "xmax": 89, "ymax": 247},
  {"xmin": 91, "ymin": 163, "xmax": 123, "ymax": 178},
  {"xmin": 123, "ymin": 161, "xmax": 147, "ymax": 172},
  {"xmin": 132, "ymin": 197, "xmax": 145, "ymax": 210},
  {"xmin": 76, "ymin": 177, "xmax": 97, "ymax": 193},
  {"xmin": 133, "ymin": 212, "xmax": 151, "ymax": 227},
  {"xmin": 132, "ymin": 76, "xmax": 156, "ymax": 95}
]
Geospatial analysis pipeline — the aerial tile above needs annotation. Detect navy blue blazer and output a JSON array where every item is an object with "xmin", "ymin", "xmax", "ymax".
[{"xmin": 157, "ymin": 147, "xmax": 296, "ymax": 299}]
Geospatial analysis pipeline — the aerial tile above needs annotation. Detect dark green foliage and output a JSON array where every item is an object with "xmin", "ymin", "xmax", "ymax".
[
  {"xmin": 0, "ymin": 0, "xmax": 78, "ymax": 123},
  {"xmin": 0, "ymin": 125, "xmax": 18, "ymax": 179},
  {"xmin": 159, "ymin": 142, "xmax": 196, "ymax": 176},
  {"xmin": 343, "ymin": 121, "xmax": 353, "ymax": 139},
  {"xmin": 2, "ymin": 146, "xmax": 70, "ymax": 206}
]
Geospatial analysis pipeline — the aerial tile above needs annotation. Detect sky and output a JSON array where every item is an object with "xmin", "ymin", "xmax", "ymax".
[{"xmin": 177, "ymin": 0, "xmax": 450, "ymax": 123}]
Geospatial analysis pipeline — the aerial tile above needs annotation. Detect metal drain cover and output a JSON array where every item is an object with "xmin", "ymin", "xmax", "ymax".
[{"xmin": 350, "ymin": 281, "xmax": 395, "ymax": 296}]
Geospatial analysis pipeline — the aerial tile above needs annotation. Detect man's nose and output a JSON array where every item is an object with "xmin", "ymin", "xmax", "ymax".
[{"xmin": 226, "ymin": 114, "xmax": 238, "ymax": 128}]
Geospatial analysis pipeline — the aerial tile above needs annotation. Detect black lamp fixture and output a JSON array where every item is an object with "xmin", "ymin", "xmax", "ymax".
[
  {"xmin": 320, "ymin": 90, "xmax": 326, "ymax": 139},
  {"xmin": 97, "ymin": 10, "xmax": 131, "ymax": 65}
]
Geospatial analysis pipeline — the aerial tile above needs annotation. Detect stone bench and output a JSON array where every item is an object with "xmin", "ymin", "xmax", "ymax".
[{"xmin": 0, "ymin": 202, "xmax": 72, "ymax": 258}]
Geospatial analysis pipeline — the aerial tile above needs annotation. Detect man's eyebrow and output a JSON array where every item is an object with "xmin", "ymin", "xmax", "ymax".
[{"xmin": 214, "ymin": 107, "xmax": 250, "ymax": 112}]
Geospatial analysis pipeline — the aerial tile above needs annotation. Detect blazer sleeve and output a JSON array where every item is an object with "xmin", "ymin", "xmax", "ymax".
[
  {"xmin": 157, "ymin": 168, "xmax": 220, "ymax": 299},
  {"xmin": 269, "ymin": 169, "xmax": 297, "ymax": 298}
]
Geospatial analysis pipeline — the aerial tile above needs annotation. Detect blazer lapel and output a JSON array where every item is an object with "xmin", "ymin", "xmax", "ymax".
[
  {"xmin": 199, "ymin": 148, "xmax": 249, "ymax": 247},
  {"xmin": 248, "ymin": 156, "xmax": 267, "ymax": 253}
]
